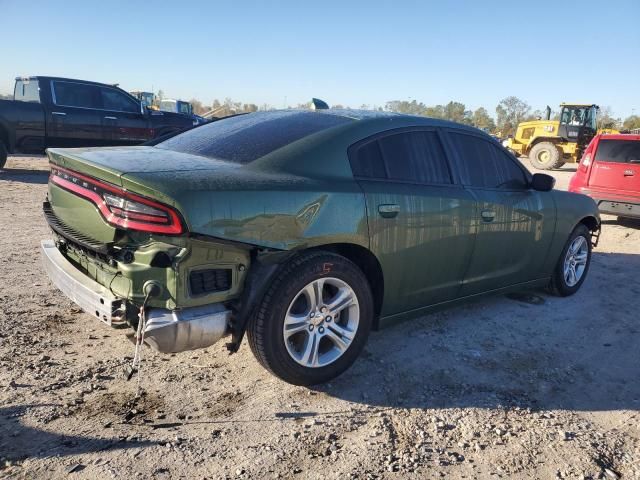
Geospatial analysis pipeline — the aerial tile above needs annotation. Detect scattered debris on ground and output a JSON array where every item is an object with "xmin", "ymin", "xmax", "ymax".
[{"xmin": 1, "ymin": 157, "xmax": 638, "ymax": 479}]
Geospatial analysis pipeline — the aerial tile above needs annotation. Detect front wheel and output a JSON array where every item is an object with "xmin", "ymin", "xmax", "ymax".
[
  {"xmin": 549, "ymin": 224, "xmax": 592, "ymax": 296},
  {"xmin": 529, "ymin": 142, "xmax": 565, "ymax": 170},
  {"xmin": 247, "ymin": 251, "xmax": 374, "ymax": 386}
]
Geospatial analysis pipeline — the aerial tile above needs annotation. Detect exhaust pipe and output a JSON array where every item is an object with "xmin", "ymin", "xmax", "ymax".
[{"xmin": 143, "ymin": 303, "xmax": 231, "ymax": 353}]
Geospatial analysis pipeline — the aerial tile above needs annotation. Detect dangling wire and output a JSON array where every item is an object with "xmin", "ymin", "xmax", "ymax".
[{"xmin": 129, "ymin": 292, "xmax": 151, "ymax": 397}]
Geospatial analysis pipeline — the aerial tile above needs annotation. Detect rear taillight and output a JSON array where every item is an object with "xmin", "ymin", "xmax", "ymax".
[
  {"xmin": 579, "ymin": 153, "xmax": 591, "ymax": 173},
  {"xmin": 49, "ymin": 165, "xmax": 184, "ymax": 235}
]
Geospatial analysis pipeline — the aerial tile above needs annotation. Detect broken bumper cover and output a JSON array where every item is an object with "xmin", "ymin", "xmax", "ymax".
[
  {"xmin": 40, "ymin": 239, "xmax": 125, "ymax": 326},
  {"xmin": 41, "ymin": 239, "xmax": 232, "ymax": 353}
]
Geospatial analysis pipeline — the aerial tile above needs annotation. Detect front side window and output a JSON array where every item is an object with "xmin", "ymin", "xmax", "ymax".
[
  {"xmin": 450, "ymin": 132, "xmax": 527, "ymax": 189},
  {"xmin": 100, "ymin": 88, "xmax": 140, "ymax": 113},
  {"xmin": 378, "ymin": 131, "xmax": 451, "ymax": 184},
  {"xmin": 595, "ymin": 139, "xmax": 640, "ymax": 164},
  {"xmin": 53, "ymin": 81, "xmax": 101, "ymax": 109},
  {"xmin": 14, "ymin": 79, "xmax": 40, "ymax": 103}
]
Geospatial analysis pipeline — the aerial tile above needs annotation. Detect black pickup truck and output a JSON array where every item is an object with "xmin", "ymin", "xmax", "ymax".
[{"xmin": 0, "ymin": 76, "xmax": 201, "ymax": 168}]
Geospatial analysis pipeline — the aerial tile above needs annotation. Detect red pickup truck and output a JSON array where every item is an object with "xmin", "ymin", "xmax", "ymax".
[{"xmin": 569, "ymin": 134, "xmax": 640, "ymax": 220}]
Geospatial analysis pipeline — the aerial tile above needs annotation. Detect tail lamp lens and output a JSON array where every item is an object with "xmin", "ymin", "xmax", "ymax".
[
  {"xmin": 49, "ymin": 165, "xmax": 184, "ymax": 234},
  {"xmin": 579, "ymin": 153, "xmax": 591, "ymax": 172}
]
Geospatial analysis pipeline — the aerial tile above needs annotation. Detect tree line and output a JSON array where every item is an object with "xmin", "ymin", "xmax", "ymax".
[
  {"xmin": 2, "ymin": 89, "xmax": 639, "ymax": 132},
  {"xmin": 187, "ymin": 95, "xmax": 640, "ymax": 134}
]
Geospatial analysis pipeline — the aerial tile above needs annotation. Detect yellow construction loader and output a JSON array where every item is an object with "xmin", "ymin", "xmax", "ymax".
[{"xmin": 504, "ymin": 103, "xmax": 618, "ymax": 170}]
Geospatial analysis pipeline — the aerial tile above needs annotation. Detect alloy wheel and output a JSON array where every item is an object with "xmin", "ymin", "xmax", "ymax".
[
  {"xmin": 563, "ymin": 235, "xmax": 589, "ymax": 287},
  {"xmin": 283, "ymin": 277, "xmax": 360, "ymax": 368}
]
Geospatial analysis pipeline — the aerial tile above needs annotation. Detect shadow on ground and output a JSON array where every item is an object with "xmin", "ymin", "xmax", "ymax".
[
  {"xmin": 317, "ymin": 252, "xmax": 640, "ymax": 413},
  {"xmin": 601, "ymin": 217, "xmax": 640, "ymax": 230},
  {"xmin": 0, "ymin": 168, "xmax": 48, "ymax": 184},
  {"xmin": 0, "ymin": 404, "xmax": 157, "ymax": 463}
]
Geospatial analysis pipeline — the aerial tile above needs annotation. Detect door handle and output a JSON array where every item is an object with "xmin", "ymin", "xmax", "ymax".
[
  {"xmin": 481, "ymin": 210, "xmax": 496, "ymax": 221},
  {"xmin": 51, "ymin": 112, "xmax": 66, "ymax": 116},
  {"xmin": 623, "ymin": 170, "xmax": 634, "ymax": 177},
  {"xmin": 104, "ymin": 116, "xmax": 118, "ymax": 120},
  {"xmin": 378, "ymin": 204, "xmax": 400, "ymax": 218}
]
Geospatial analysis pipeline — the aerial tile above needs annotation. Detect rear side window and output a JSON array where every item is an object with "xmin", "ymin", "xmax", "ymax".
[
  {"xmin": 53, "ymin": 81, "xmax": 101, "ymax": 109},
  {"xmin": 101, "ymin": 88, "xmax": 140, "ymax": 113},
  {"xmin": 449, "ymin": 132, "xmax": 527, "ymax": 189},
  {"xmin": 350, "ymin": 140, "xmax": 386, "ymax": 178},
  {"xmin": 595, "ymin": 139, "xmax": 640, "ymax": 164},
  {"xmin": 157, "ymin": 111, "xmax": 353, "ymax": 164},
  {"xmin": 350, "ymin": 130, "xmax": 452, "ymax": 184},
  {"xmin": 14, "ymin": 79, "xmax": 40, "ymax": 103}
]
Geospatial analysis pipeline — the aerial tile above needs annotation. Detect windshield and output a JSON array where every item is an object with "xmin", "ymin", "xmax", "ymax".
[
  {"xmin": 595, "ymin": 139, "xmax": 640, "ymax": 164},
  {"xmin": 156, "ymin": 111, "xmax": 353, "ymax": 164},
  {"xmin": 560, "ymin": 106, "xmax": 597, "ymax": 130},
  {"xmin": 14, "ymin": 79, "xmax": 40, "ymax": 103},
  {"xmin": 160, "ymin": 100, "xmax": 176, "ymax": 112},
  {"xmin": 177, "ymin": 102, "xmax": 192, "ymax": 115},
  {"xmin": 141, "ymin": 93, "xmax": 154, "ymax": 107}
]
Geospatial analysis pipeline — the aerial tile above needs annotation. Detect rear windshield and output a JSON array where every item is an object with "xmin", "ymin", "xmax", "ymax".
[
  {"xmin": 595, "ymin": 139, "xmax": 640, "ymax": 164},
  {"xmin": 14, "ymin": 79, "xmax": 40, "ymax": 103},
  {"xmin": 156, "ymin": 111, "xmax": 353, "ymax": 164}
]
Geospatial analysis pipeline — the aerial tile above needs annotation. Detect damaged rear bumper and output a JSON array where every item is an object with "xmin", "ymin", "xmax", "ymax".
[
  {"xmin": 41, "ymin": 239, "xmax": 126, "ymax": 326},
  {"xmin": 41, "ymin": 239, "xmax": 232, "ymax": 353}
]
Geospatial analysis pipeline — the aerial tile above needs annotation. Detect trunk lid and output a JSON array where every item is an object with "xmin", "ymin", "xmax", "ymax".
[{"xmin": 45, "ymin": 146, "xmax": 296, "ymax": 242}]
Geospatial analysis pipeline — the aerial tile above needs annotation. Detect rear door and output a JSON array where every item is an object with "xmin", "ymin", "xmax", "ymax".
[
  {"xmin": 350, "ymin": 128, "xmax": 476, "ymax": 316},
  {"xmin": 48, "ymin": 80, "xmax": 105, "ymax": 147},
  {"xmin": 442, "ymin": 129, "xmax": 555, "ymax": 295},
  {"xmin": 589, "ymin": 137, "xmax": 640, "ymax": 195},
  {"xmin": 99, "ymin": 86, "xmax": 153, "ymax": 145}
]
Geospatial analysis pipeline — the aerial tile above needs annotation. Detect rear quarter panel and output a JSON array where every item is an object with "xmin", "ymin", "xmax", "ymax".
[{"xmin": 121, "ymin": 170, "xmax": 370, "ymax": 251}]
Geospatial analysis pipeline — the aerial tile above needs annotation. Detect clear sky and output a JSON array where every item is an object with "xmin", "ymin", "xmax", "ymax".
[{"xmin": 1, "ymin": 0, "xmax": 638, "ymax": 118}]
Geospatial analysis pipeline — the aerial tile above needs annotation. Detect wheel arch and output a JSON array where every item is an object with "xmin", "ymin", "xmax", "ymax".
[
  {"xmin": 306, "ymin": 243, "xmax": 384, "ymax": 327},
  {"xmin": 578, "ymin": 215, "xmax": 600, "ymax": 232},
  {"xmin": 0, "ymin": 122, "xmax": 11, "ymax": 151},
  {"xmin": 227, "ymin": 241, "xmax": 384, "ymax": 353},
  {"xmin": 525, "ymin": 136, "xmax": 561, "ymax": 154}
]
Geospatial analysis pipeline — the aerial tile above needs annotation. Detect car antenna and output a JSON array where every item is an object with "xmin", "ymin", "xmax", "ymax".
[{"xmin": 311, "ymin": 98, "xmax": 330, "ymax": 110}]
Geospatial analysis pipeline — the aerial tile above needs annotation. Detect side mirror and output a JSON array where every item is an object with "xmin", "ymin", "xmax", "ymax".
[{"xmin": 531, "ymin": 173, "xmax": 555, "ymax": 191}]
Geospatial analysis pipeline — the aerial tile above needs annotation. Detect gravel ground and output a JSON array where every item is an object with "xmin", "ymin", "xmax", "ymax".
[{"xmin": 1, "ymin": 155, "xmax": 639, "ymax": 480}]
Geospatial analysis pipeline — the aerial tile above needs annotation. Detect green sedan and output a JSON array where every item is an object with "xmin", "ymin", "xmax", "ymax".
[{"xmin": 41, "ymin": 110, "xmax": 600, "ymax": 385}]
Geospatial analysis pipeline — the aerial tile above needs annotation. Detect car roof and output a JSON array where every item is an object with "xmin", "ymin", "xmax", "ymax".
[
  {"xmin": 595, "ymin": 134, "xmax": 640, "ymax": 141},
  {"xmin": 15, "ymin": 76, "xmax": 122, "ymax": 89},
  {"xmin": 277, "ymin": 108, "xmax": 485, "ymax": 133},
  {"xmin": 244, "ymin": 109, "xmax": 497, "ymax": 179}
]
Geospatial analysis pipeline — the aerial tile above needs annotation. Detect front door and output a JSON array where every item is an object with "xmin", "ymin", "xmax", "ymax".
[
  {"xmin": 442, "ymin": 129, "xmax": 555, "ymax": 295},
  {"xmin": 48, "ymin": 80, "xmax": 105, "ymax": 148},
  {"xmin": 99, "ymin": 86, "xmax": 153, "ymax": 145},
  {"xmin": 350, "ymin": 128, "xmax": 477, "ymax": 316}
]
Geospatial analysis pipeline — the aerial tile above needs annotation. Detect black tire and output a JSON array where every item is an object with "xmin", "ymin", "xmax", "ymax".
[
  {"xmin": 247, "ymin": 251, "xmax": 374, "ymax": 386},
  {"xmin": 0, "ymin": 140, "xmax": 7, "ymax": 170},
  {"xmin": 529, "ymin": 142, "xmax": 565, "ymax": 170},
  {"xmin": 549, "ymin": 224, "xmax": 592, "ymax": 296}
]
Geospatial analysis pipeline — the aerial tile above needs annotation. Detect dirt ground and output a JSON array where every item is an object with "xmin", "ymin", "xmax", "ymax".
[{"xmin": 1, "ymin": 155, "xmax": 639, "ymax": 480}]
